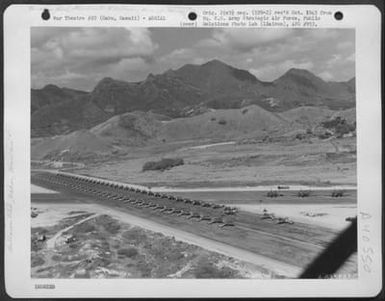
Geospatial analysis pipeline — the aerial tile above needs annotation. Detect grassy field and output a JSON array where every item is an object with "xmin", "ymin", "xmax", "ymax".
[
  {"xmin": 168, "ymin": 189, "xmax": 356, "ymax": 204},
  {"xmin": 77, "ymin": 137, "xmax": 356, "ymax": 189}
]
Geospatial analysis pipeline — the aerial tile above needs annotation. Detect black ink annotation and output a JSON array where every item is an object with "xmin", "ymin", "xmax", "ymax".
[
  {"xmin": 119, "ymin": 16, "xmax": 140, "ymax": 21},
  {"xmin": 53, "ymin": 16, "xmax": 86, "ymax": 21},
  {"xmin": 53, "ymin": 15, "xmax": 118, "ymax": 21},
  {"xmin": 53, "ymin": 15, "xmax": 151, "ymax": 21},
  {"xmin": 121, "ymin": 15, "xmax": 166, "ymax": 21}
]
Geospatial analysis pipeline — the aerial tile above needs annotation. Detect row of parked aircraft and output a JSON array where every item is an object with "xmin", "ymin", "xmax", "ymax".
[{"xmin": 34, "ymin": 172, "xmax": 238, "ymax": 228}]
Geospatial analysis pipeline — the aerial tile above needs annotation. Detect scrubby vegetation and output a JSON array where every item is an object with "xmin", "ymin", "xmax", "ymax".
[
  {"xmin": 122, "ymin": 227, "xmax": 148, "ymax": 244},
  {"xmin": 296, "ymin": 128, "xmax": 313, "ymax": 140},
  {"xmin": 32, "ymin": 213, "xmax": 247, "ymax": 279},
  {"xmin": 117, "ymin": 247, "xmax": 138, "ymax": 258},
  {"xmin": 321, "ymin": 117, "xmax": 356, "ymax": 138},
  {"xmin": 142, "ymin": 158, "xmax": 184, "ymax": 172},
  {"xmin": 118, "ymin": 114, "xmax": 137, "ymax": 129},
  {"xmin": 331, "ymin": 190, "xmax": 345, "ymax": 197},
  {"xmin": 267, "ymin": 190, "xmax": 282, "ymax": 198},
  {"xmin": 31, "ymin": 256, "xmax": 45, "ymax": 267},
  {"xmin": 318, "ymin": 132, "xmax": 333, "ymax": 139},
  {"xmin": 218, "ymin": 119, "xmax": 227, "ymax": 125},
  {"xmin": 72, "ymin": 222, "xmax": 95, "ymax": 233},
  {"xmin": 98, "ymin": 216, "xmax": 121, "ymax": 234},
  {"xmin": 193, "ymin": 257, "xmax": 238, "ymax": 278},
  {"xmin": 295, "ymin": 133, "xmax": 307, "ymax": 140},
  {"xmin": 297, "ymin": 190, "xmax": 311, "ymax": 197}
]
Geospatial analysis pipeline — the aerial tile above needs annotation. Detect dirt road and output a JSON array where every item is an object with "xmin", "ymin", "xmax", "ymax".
[{"xmin": 46, "ymin": 213, "xmax": 100, "ymax": 249}]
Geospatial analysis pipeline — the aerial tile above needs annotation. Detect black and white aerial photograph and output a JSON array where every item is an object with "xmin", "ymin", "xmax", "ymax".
[{"xmin": 30, "ymin": 27, "xmax": 357, "ymax": 279}]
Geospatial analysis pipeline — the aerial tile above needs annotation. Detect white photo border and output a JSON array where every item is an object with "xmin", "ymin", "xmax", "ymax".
[{"xmin": 3, "ymin": 4, "xmax": 382, "ymax": 298}]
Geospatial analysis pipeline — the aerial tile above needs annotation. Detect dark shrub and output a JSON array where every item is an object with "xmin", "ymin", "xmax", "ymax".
[
  {"xmin": 318, "ymin": 132, "xmax": 332, "ymax": 139},
  {"xmin": 194, "ymin": 257, "xmax": 218, "ymax": 278},
  {"xmin": 267, "ymin": 190, "xmax": 280, "ymax": 198},
  {"xmin": 31, "ymin": 256, "xmax": 45, "ymax": 267},
  {"xmin": 118, "ymin": 114, "xmax": 136, "ymax": 129},
  {"xmin": 321, "ymin": 117, "xmax": 356, "ymax": 137},
  {"xmin": 118, "ymin": 247, "xmax": 138, "ymax": 258},
  {"xmin": 331, "ymin": 190, "xmax": 345, "ymax": 197},
  {"xmin": 93, "ymin": 215, "xmax": 121, "ymax": 234},
  {"xmin": 122, "ymin": 228, "xmax": 147, "ymax": 243},
  {"xmin": 218, "ymin": 119, "xmax": 227, "ymax": 125},
  {"xmin": 322, "ymin": 116, "xmax": 343, "ymax": 129},
  {"xmin": 166, "ymin": 250, "xmax": 184, "ymax": 261},
  {"xmin": 75, "ymin": 222, "xmax": 95, "ymax": 233},
  {"xmin": 142, "ymin": 158, "xmax": 184, "ymax": 172},
  {"xmin": 297, "ymin": 190, "xmax": 311, "ymax": 197},
  {"xmin": 194, "ymin": 258, "xmax": 237, "ymax": 278},
  {"xmin": 335, "ymin": 122, "xmax": 356, "ymax": 137},
  {"xmin": 262, "ymin": 135, "xmax": 272, "ymax": 142},
  {"xmin": 137, "ymin": 259, "xmax": 152, "ymax": 277}
]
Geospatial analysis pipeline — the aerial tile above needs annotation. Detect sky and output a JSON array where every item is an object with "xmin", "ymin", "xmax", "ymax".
[{"xmin": 31, "ymin": 27, "xmax": 355, "ymax": 91}]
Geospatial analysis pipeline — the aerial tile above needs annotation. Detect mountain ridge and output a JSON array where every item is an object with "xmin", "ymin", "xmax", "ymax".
[{"xmin": 31, "ymin": 59, "xmax": 355, "ymax": 137}]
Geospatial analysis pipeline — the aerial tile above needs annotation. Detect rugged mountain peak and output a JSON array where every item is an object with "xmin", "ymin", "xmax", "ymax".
[
  {"xmin": 92, "ymin": 77, "xmax": 130, "ymax": 93},
  {"xmin": 275, "ymin": 68, "xmax": 327, "ymax": 92},
  {"xmin": 96, "ymin": 77, "xmax": 116, "ymax": 85},
  {"xmin": 205, "ymin": 59, "xmax": 259, "ymax": 82},
  {"xmin": 42, "ymin": 84, "xmax": 61, "ymax": 91},
  {"xmin": 146, "ymin": 73, "xmax": 156, "ymax": 80},
  {"xmin": 175, "ymin": 59, "xmax": 230, "ymax": 74},
  {"xmin": 32, "ymin": 60, "xmax": 356, "ymax": 137},
  {"xmin": 173, "ymin": 59, "xmax": 259, "ymax": 90},
  {"xmin": 202, "ymin": 59, "xmax": 229, "ymax": 67},
  {"xmin": 281, "ymin": 68, "xmax": 322, "ymax": 80}
]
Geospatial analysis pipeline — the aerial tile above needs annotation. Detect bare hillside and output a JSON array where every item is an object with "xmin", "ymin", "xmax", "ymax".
[
  {"xmin": 159, "ymin": 105, "xmax": 289, "ymax": 142},
  {"xmin": 90, "ymin": 112, "xmax": 162, "ymax": 146},
  {"xmin": 31, "ymin": 130, "xmax": 113, "ymax": 160},
  {"xmin": 31, "ymin": 105, "xmax": 356, "ymax": 161}
]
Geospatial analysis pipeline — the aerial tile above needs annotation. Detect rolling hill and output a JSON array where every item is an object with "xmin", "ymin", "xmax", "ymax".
[
  {"xmin": 31, "ymin": 105, "xmax": 355, "ymax": 161},
  {"xmin": 31, "ymin": 129, "xmax": 114, "ymax": 161},
  {"xmin": 89, "ymin": 111, "xmax": 164, "ymax": 146},
  {"xmin": 158, "ymin": 105, "xmax": 288, "ymax": 142}
]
